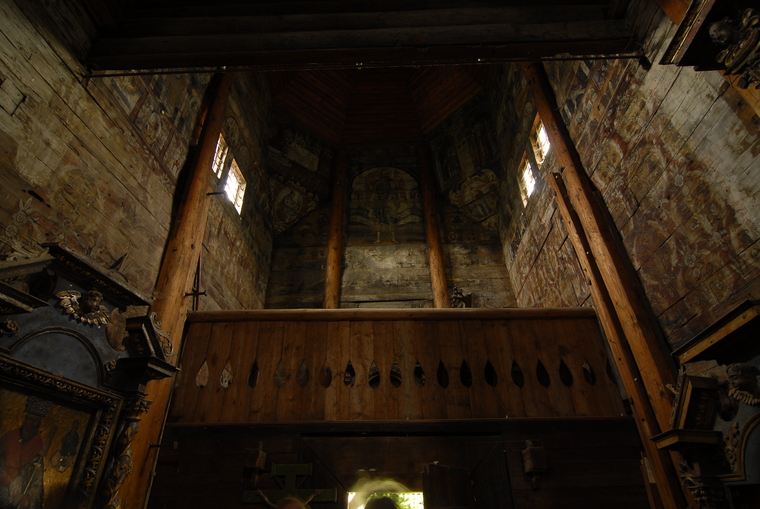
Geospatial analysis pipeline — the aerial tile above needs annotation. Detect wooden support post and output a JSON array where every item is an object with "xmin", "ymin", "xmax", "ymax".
[
  {"xmin": 323, "ymin": 149, "xmax": 348, "ymax": 309},
  {"xmin": 418, "ymin": 145, "xmax": 450, "ymax": 308},
  {"xmin": 118, "ymin": 72, "xmax": 235, "ymax": 508},
  {"xmin": 521, "ymin": 62, "xmax": 676, "ymax": 429},
  {"xmin": 549, "ymin": 173, "xmax": 686, "ymax": 509}
]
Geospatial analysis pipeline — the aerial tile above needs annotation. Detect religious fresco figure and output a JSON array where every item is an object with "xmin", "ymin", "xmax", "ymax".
[
  {"xmin": 0, "ymin": 396, "xmax": 56, "ymax": 509},
  {"xmin": 50, "ymin": 420, "xmax": 80, "ymax": 474}
]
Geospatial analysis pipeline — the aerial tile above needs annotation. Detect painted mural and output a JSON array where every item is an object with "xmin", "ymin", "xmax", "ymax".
[
  {"xmin": 448, "ymin": 169, "xmax": 500, "ymax": 231},
  {"xmin": 0, "ymin": 389, "xmax": 90, "ymax": 509},
  {"xmin": 348, "ymin": 167, "xmax": 424, "ymax": 245}
]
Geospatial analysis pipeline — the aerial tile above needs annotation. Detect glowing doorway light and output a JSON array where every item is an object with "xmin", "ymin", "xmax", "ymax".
[{"xmin": 347, "ymin": 492, "xmax": 424, "ymax": 509}]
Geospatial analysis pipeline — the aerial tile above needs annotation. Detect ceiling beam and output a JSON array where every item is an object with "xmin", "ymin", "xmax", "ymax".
[{"xmin": 88, "ymin": 20, "xmax": 635, "ymax": 71}]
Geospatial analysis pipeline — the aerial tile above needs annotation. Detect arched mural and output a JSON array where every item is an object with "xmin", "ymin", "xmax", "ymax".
[{"xmin": 348, "ymin": 167, "xmax": 424, "ymax": 245}]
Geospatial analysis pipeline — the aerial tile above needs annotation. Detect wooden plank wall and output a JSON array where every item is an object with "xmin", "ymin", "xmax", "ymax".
[
  {"xmin": 149, "ymin": 419, "xmax": 648, "ymax": 509},
  {"xmin": 169, "ymin": 309, "xmax": 625, "ymax": 423}
]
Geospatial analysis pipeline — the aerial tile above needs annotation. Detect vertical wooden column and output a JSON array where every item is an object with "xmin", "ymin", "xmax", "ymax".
[
  {"xmin": 120, "ymin": 72, "xmax": 235, "ymax": 509},
  {"xmin": 549, "ymin": 173, "xmax": 686, "ymax": 509},
  {"xmin": 521, "ymin": 62, "xmax": 676, "ymax": 428},
  {"xmin": 324, "ymin": 148, "xmax": 348, "ymax": 309},
  {"xmin": 418, "ymin": 145, "xmax": 450, "ymax": 308}
]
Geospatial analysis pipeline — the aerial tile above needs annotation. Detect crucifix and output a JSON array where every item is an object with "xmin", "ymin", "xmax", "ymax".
[{"xmin": 243, "ymin": 463, "xmax": 337, "ymax": 505}]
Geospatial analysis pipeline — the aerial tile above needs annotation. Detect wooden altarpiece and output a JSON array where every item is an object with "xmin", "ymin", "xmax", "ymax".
[{"xmin": 0, "ymin": 243, "xmax": 176, "ymax": 509}]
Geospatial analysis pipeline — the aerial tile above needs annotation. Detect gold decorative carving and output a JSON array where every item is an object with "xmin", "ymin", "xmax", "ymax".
[
  {"xmin": 149, "ymin": 312, "xmax": 173, "ymax": 359},
  {"xmin": 710, "ymin": 8, "xmax": 760, "ymax": 89},
  {"xmin": 724, "ymin": 422, "xmax": 740, "ymax": 473},
  {"xmin": 1, "ymin": 319, "xmax": 18, "ymax": 335},
  {"xmin": 726, "ymin": 363, "xmax": 760, "ymax": 406},
  {"xmin": 98, "ymin": 398, "xmax": 152, "ymax": 509},
  {"xmin": 55, "ymin": 290, "xmax": 111, "ymax": 326}
]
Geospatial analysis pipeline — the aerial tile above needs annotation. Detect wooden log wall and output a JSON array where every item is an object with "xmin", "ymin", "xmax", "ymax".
[
  {"xmin": 149, "ymin": 419, "xmax": 648, "ymax": 509},
  {"xmin": 169, "ymin": 309, "xmax": 625, "ymax": 423}
]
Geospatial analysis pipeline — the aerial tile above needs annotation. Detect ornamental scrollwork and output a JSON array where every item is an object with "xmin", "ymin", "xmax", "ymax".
[
  {"xmin": 98, "ymin": 398, "xmax": 152, "ymax": 509},
  {"xmin": 709, "ymin": 8, "xmax": 760, "ymax": 89}
]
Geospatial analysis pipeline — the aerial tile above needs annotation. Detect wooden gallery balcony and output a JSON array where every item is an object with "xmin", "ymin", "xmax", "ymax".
[{"xmin": 168, "ymin": 308, "xmax": 626, "ymax": 423}]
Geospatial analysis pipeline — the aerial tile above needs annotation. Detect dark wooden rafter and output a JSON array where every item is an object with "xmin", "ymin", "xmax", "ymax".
[{"xmin": 86, "ymin": 1, "xmax": 637, "ymax": 71}]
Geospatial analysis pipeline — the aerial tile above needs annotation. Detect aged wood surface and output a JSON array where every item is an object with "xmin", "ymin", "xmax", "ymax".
[
  {"xmin": 549, "ymin": 171, "xmax": 685, "ymax": 508},
  {"xmin": 169, "ymin": 314, "xmax": 624, "ymax": 423},
  {"xmin": 323, "ymin": 149, "xmax": 347, "ymax": 308},
  {"xmin": 187, "ymin": 307, "xmax": 596, "ymax": 322},
  {"xmin": 148, "ymin": 418, "xmax": 647, "ymax": 509},
  {"xmin": 419, "ymin": 146, "xmax": 451, "ymax": 308},
  {"xmin": 521, "ymin": 61, "xmax": 677, "ymax": 430}
]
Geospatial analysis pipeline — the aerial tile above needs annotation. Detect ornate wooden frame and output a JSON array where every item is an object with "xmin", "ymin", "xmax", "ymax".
[{"xmin": 0, "ymin": 355, "xmax": 122, "ymax": 509}]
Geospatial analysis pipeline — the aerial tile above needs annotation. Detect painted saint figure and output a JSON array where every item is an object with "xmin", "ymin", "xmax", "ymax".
[{"xmin": 0, "ymin": 396, "xmax": 55, "ymax": 509}]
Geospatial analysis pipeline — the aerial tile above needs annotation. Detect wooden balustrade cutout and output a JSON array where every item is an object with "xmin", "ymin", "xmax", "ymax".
[
  {"xmin": 536, "ymin": 360, "xmax": 551, "ymax": 388},
  {"xmin": 297, "ymin": 360, "xmax": 310, "ymax": 388},
  {"xmin": 484, "ymin": 360, "xmax": 498, "ymax": 387},
  {"xmin": 248, "ymin": 361, "xmax": 259, "ymax": 388},
  {"xmin": 511, "ymin": 360, "xmax": 525, "ymax": 388},
  {"xmin": 369, "ymin": 361, "xmax": 380, "ymax": 389},
  {"xmin": 319, "ymin": 361, "xmax": 331, "ymax": 388},
  {"xmin": 196, "ymin": 360, "xmax": 209, "ymax": 388},
  {"xmin": 414, "ymin": 361, "xmax": 426, "ymax": 387},
  {"xmin": 559, "ymin": 359, "xmax": 573, "ymax": 387},
  {"xmin": 220, "ymin": 359, "xmax": 233, "ymax": 388},
  {"xmin": 582, "ymin": 359, "xmax": 596, "ymax": 385},
  {"xmin": 274, "ymin": 359, "xmax": 286, "ymax": 388},
  {"xmin": 390, "ymin": 361, "xmax": 402, "ymax": 388},
  {"xmin": 460, "ymin": 360, "xmax": 473, "ymax": 388},
  {"xmin": 437, "ymin": 360, "xmax": 449, "ymax": 388},
  {"xmin": 344, "ymin": 360, "xmax": 356, "ymax": 387}
]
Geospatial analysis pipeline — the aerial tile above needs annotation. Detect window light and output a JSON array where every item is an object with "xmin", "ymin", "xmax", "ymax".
[
  {"xmin": 531, "ymin": 118, "xmax": 551, "ymax": 166},
  {"xmin": 224, "ymin": 158, "xmax": 246, "ymax": 214},
  {"xmin": 521, "ymin": 158, "xmax": 536, "ymax": 207},
  {"xmin": 212, "ymin": 134, "xmax": 229, "ymax": 179}
]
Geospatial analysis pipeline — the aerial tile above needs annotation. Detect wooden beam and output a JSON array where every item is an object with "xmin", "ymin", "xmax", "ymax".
[
  {"xmin": 119, "ymin": 7, "xmax": 609, "ymax": 37},
  {"xmin": 87, "ymin": 22, "xmax": 635, "ymax": 71},
  {"xmin": 418, "ymin": 146, "xmax": 450, "ymax": 308},
  {"xmin": 548, "ymin": 173, "xmax": 686, "ymax": 509},
  {"xmin": 119, "ymin": 72, "xmax": 235, "ymax": 509},
  {"xmin": 521, "ymin": 62, "xmax": 677, "ymax": 430},
  {"xmin": 186, "ymin": 307, "xmax": 598, "ymax": 323},
  {"xmin": 323, "ymin": 148, "xmax": 348, "ymax": 309}
]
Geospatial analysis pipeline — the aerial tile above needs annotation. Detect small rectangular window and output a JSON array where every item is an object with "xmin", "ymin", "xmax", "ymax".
[
  {"xmin": 212, "ymin": 134, "xmax": 229, "ymax": 179},
  {"xmin": 224, "ymin": 158, "xmax": 246, "ymax": 214},
  {"xmin": 530, "ymin": 116, "xmax": 551, "ymax": 167},
  {"xmin": 519, "ymin": 154, "xmax": 535, "ymax": 207}
]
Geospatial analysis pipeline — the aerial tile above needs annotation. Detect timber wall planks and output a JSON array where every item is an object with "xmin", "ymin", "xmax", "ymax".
[{"xmin": 169, "ymin": 309, "xmax": 625, "ymax": 423}]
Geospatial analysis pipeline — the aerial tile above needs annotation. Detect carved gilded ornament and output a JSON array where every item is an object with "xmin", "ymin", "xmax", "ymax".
[
  {"xmin": 55, "ymin": 290, "xmax": 111, "ymax": 326},
  {"xmin": 710, "ymin": 8, "xmax": 760, "ymax": 89},
  {"xmin": 149, "ymin": 311, "xmax": 174, "ymax": 359},
  {"xmin": 726, "ymin": 363, "xmax": 760, "ymax": 406}
]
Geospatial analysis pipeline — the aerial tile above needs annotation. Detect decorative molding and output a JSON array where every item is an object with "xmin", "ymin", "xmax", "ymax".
[
  {"xmin": 0, "ymin": 355, "xmax": 122, "ymax": 506},
  {"xmin": 1, "ymin": 319, "xmax": 18, "ymax": 336},
  {"xmin": 56, "ymin": 290, "xmax": 112, "ymax": 326},
  {"xmin": 724, "ymin": 422, "xmax": 740, "ymax": 472},
  {"xmin": 711, "ymin": 8, "xmax": 760, "ymax": 89},
  {"xmin": 725, "ymin": 363, "xmax": 760, "ymax": 406},
  {"xmin": 98, "ymin": 397, "xmax": 152, "ymax": 509},
  {"xmin": 149, "ymin": 312, "xmax": 174, "ymax": 359}
]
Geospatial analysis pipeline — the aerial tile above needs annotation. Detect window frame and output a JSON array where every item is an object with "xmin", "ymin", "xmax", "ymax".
[{"xmin": 211, "ymin": 133, "xmax": 247, "ymax": 215}]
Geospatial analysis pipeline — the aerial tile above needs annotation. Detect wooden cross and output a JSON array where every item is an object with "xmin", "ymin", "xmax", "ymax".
[{"xmin": 243, "ymin": 463, "xmax": 337, "ymax": 505}]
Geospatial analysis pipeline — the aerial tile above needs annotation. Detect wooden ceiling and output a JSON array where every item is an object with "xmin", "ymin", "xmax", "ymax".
[
  {"xmin": 268, "ymin": 65, "xmax": 491, "ymax": 144},
  {"xmin": 85, "ymin": 0, "xmax": 634, "ymax": 71},
  {"xmin": 84, "ymin": 0, "xmax": 633, "ymax": 144}
]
